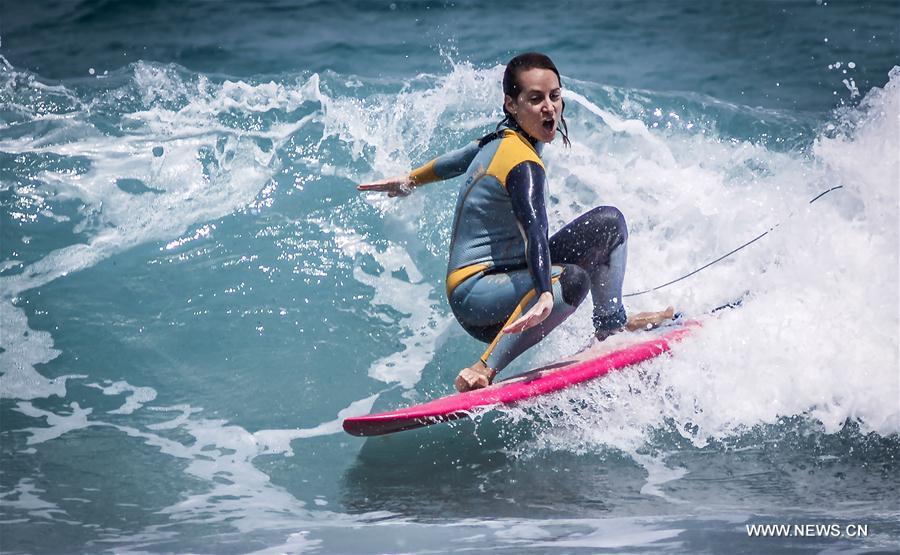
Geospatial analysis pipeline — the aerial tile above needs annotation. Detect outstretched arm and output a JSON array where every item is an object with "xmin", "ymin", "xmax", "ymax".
[
  {"xmin": 502, "ymin": 161, "xmax": 555, "ymax": 334},
  {"xmin": 356, "ymin": 175, "xmax": 415, "ymax": 198},
  {"xmin": 357, "ymin": 141, "xmax": 480, "ymax": 197}
]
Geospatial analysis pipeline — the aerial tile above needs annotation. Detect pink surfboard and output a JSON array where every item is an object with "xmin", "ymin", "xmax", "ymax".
[{"xmin": 343, "ymin": 320, "xmax": 699, "ymax": 437}]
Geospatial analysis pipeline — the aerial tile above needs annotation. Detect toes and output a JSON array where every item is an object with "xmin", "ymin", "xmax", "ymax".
[
  {"xmin": 454, "ymin": 369, "xmax": 489, "ymax": 392},
  {"xmin": 455, "ymin": 370, "xmax": 476, "ymax": 392}
]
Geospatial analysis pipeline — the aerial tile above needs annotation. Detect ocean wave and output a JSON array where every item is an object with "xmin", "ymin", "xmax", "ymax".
[{"xmin": 0, "ymin": 56, "xmax": 897, "ymax": 551}]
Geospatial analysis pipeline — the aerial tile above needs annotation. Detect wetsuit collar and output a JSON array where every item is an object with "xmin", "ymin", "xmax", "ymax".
[{"xmin": 504, "ymin": 120, "xmax": 544, "ymax": 156}]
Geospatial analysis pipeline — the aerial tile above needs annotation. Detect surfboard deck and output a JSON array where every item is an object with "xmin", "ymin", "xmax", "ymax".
[{"xmin": 343, "ymin": 319, "xmax": 699, "ymax": 437}]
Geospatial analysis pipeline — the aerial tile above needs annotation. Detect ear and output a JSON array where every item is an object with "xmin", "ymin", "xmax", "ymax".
[{"xmin": 503, "ymin": 94, "xmax": 517, "ymax": 116}]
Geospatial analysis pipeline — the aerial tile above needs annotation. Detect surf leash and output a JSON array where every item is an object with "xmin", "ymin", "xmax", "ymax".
[{"xmin": 623, "ymin": 185, "xmax": 844, "ymax": 298}]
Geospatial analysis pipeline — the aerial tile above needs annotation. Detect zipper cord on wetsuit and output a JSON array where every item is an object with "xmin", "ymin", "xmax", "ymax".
[{"xmin": 623, "ymin": 185, "xmax": 844, "ymax": 298}]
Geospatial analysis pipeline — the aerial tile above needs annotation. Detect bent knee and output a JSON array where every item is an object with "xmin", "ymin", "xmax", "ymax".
[
  {"xmin": 599, "ymin": 206, "xmax": 628, "ymax": 242},
  {"xmin": 558, "ymin": 264, "xmax": 590, "ymax": 307},
  {"xmin": 583, "ymin": 205, "xmax": 627, "ymax": 241}
]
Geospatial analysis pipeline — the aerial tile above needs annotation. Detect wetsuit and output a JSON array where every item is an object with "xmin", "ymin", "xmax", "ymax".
[{"xmin": 409, "ymin": 127, "xmax": 628, "ymax": 373}]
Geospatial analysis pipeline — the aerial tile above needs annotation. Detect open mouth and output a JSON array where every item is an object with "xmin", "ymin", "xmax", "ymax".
[{"xmin": 542, "ymin": 119, "xmax": 555, "ymax": 132}]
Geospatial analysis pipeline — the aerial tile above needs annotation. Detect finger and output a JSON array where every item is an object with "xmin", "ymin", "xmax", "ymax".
[
  {"xmin": 518, "ymin": 317, "xmax": 537, "ymax": 332},
  {"xmin": 358, "ymin": 183, "xmax": 388, "ymax": 191},
  {"xmin": 503, "ymin": 315, "xmax": 530, "ymax": 333},
  {"xmin": 506, "ymin": 301, "xmax": 548, "ymax": 332},
  {"xmin": 516, "ymin": 308, "xmax": 549, "ymax": 332},
  {"xmin": 503, "ymin": 315, "xmax": 525, "ymax": 333}
]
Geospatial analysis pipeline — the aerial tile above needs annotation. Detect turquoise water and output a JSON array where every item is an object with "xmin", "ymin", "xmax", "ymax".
[{"xmin": 2, "ymin": 1, "xmax": 899, "ymax": 553}]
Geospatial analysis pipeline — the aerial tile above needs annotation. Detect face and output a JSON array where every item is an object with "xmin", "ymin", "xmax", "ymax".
[{"xmin": 504, "ymin": 67, "xmax": 563, "ymax": 143}]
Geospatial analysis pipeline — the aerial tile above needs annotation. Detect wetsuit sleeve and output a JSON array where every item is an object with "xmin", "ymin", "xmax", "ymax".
[
  {"xmin": 506, "ymin": 161, "xmax": 552, "ymax": 295},
  {"xmin": 408, "ymin": 141, "xmax": 480, "ymax": 186}
]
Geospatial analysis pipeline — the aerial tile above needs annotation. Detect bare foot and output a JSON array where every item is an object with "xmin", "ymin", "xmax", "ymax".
[
  {"xmin": 624, "ymin": 306, "xmax": 676, "ymax": 332},
  {"xmin": 454, "ymin": 361, "xmax": 497, "ymax": 392}
]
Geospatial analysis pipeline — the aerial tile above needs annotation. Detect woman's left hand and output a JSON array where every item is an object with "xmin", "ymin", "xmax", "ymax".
[
  {"xmin": 356, "ymin": 176, "xmax": 413, "ymax": 198},
  {"xmin": 502, "ymin": 291, "xmax": 554, "ymax": 334}
]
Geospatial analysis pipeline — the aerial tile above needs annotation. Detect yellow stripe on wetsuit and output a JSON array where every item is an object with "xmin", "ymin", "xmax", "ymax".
[
  {"xmin": 485, "ymin": 130, "xmax": 543, "ymax": 188},
  {"xmin": 446, "ymin": 263, "xmax": 492, "ymax": 297},
  {"xmin": 408, "ymin": 159, "xmax": 440, "ymax": 185}
]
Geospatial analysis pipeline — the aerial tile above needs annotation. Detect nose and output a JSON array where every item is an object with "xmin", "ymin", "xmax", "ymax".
[{"xmin": 541, "ymin": 99, "xmax": 555, "ymax": 116}]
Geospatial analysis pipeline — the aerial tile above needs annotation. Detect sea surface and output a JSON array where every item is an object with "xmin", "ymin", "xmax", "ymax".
[{"xmin": 1, "ymin": 1, "xmax": 899, "ymax": 553}]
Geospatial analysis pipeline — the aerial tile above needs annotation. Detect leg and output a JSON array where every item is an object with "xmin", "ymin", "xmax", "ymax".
[
  {"xmin": 549, "ymin": 206, "xmax": 629, "ymax": 335},
  {"xmin": 450, "ymin": 264, "xmax": 590, "ymax": 391},
  {"xmin": 550, "ymin": 206, "xmax": 674, "ymax": 340},
  {"xmin": 479, "ymin": 264, "xmax": 589, "ymax": 373}
]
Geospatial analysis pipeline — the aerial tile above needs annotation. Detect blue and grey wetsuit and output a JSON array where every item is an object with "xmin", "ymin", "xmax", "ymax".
[{"xmin": 409, "ymin": 127, "xmax": 628, "ymax": 373}]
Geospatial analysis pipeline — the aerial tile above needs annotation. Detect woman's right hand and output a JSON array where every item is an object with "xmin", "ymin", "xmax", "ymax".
[
  {"xmin": 356, "ymin": 175, "xmax": 413, "ymax": 198},
  {"xmin": 502, "ymin": 291, "xmax": 554, "ymax": 334}
]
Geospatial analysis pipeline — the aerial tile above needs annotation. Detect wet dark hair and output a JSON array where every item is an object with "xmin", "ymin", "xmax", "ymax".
[{"xmin": 494, "ymin": 52, "xmax": 571, "ymax": 147}]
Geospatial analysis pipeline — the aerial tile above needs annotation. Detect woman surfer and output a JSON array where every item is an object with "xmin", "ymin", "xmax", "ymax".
[{"xmin": 358, "ymin": 52, "xmax": 673, "ymax": 392}]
